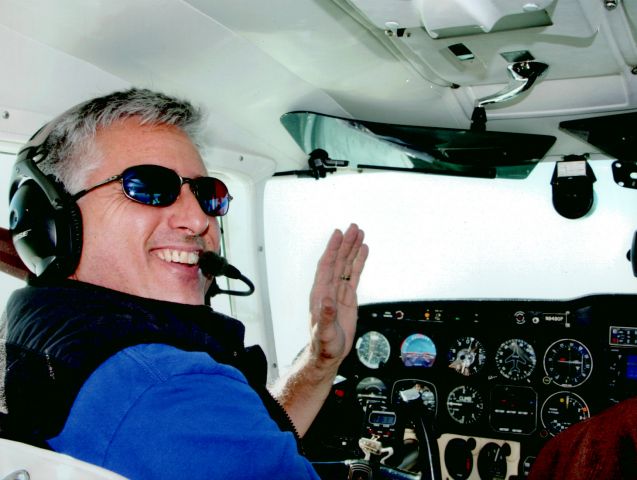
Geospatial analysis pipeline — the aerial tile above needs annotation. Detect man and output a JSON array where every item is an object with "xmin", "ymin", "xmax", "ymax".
[
  {"xmin": 1, "ymin": 88, "xmax": 368, "ymax": 479},
  {"xmin": 528, "ymin": 397, "xmax": 637, "ymax": 479}
]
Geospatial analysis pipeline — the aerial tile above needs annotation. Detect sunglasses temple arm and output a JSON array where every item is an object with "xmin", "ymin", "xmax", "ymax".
[{"xmin": 71, "ymin": 175, "xmax": 121, "ymax": 201}]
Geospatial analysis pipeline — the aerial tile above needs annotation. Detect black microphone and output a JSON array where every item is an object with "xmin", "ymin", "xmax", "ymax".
[{"xmin": 199, "ymin": 251, "xmax": 255, "ymax": 298}]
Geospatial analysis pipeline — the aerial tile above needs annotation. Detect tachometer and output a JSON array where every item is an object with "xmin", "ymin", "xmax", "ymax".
[
  {"xmin": 448, "ymin": 336, "xmax": 487, "ymax": 376},
  {"xmin": 495, "ymin": 338, "xmax": 537, "ymax": 381},
  {"xmin": 541, "ymin": 391, "xmax": 590, "ymax": 436},
  {"xmin": 356, "ymin": 331, "xmax": 391, "ymax": 369},
  {"xmin": 446, "ymin": 385, "xmax": 484, "ymax": 425},
  {"xmin": 543, "ymin": 338, "xmax": 593, "ymax": 387}
]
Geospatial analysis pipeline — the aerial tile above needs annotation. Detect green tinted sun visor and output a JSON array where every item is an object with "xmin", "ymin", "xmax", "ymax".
[{"xmin": 280, "ymin": 111, "xmax": 556, "ymax": 179}]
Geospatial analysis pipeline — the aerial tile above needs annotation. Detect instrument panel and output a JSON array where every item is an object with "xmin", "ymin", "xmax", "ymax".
[{"xmin": 305, "ymin": 294, "xmax": 637, "ymax": 479}]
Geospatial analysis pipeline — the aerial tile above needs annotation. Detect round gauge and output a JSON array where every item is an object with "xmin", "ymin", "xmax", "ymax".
[
  {"xmin": 495, "ymin": 338, "xmax": 537, "ymax": 381},
  {"xmin": 444, "ymin": 437, "xmax": 475, "ymax": 480},
  {"xmin": 356, "ymin": 377, "xmax": 388, "ymax": 397},
  {"xmin": 356, "ymin": 331, "xmax": 391, "ymax": 369},
  {"xmin": 541, "ymin": 391, "xmax": 590, "ymax": 436},
  {"xmin": 448, "ymin": 336, "xmax": 487, "ymax": 376},
  {"xmin": 400, "ymin": 333, "xmax": 437, "ymax": 367},
  {"xmin": 543, "ymin": 338, "xmax": 593, "ymax": 387},
  {"xmin": 356, "ymin": 377, "xmax": 388, "ymax": 408},
  {"xmin": 391, "ymin": 379, "xmax": 437, "ymax": 416},
  {"xmin": 446, "ymin": 385, "xmax": 484, "ymax": 425},
  {"xmin": 477, "ymin": 442, "xmax": 510, "ymax": 480}
]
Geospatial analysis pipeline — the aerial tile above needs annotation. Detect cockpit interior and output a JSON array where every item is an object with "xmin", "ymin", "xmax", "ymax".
[{"xmin": 2, "ymin": 0, "xmax": 637, "ymax": 478}]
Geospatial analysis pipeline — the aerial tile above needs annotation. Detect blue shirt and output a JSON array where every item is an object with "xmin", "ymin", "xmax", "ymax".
[{"xmin": 48, "ymin": 343, "xmax": 320, "ymax": 480}]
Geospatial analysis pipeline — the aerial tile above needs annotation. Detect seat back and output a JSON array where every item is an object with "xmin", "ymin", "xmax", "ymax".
[{"xmin": 0, "ymin": 438, "xmax": 126, "ymax": 479}]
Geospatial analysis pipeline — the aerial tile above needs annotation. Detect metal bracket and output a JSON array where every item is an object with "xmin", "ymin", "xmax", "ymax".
[
  {"xmin": 308, "ymin": 148, "xmax": 349, "ymax": 180},
  {"xmin": 612, "ymin": 160, "xmax": 637, "ymax": 189}
]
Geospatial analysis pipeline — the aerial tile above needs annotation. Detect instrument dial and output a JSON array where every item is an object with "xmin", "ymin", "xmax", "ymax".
[
  {"xmin": 356, "ymin": 331, "xmax": 391, "ymax": 369},
  {"xmin": 495, "ymin": 339, "xmax": 537, "ymax": 381},
  {"xmin": 543, "ymin": 338, "xmax": 593, "ymax": 387},
  {"xmin": 448, "ymin": 336, "xmax": 487, "ymax": 376},
  {"xmin": 446, "ymin": 385, "xmax": 484, "ymax": 425},
  {"xmin": 400, "ymin": 333, "xmax": 437, "ymax": 367},
  {"xmin": 444, "ymin": 437, "xmax": 475, "ymax": 480},
  {"xmin": 356, "ymin": 377, "xmax": 388, "ymax": 398},
  {"xmin": 477, "ymin": 442, "xmax": 510, "ymax": 480},
  {"xmin": 541, "ymin": 391, "xmax": 590, "ymax": 436}
]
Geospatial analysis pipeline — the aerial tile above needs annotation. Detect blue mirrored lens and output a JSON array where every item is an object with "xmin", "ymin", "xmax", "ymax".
[
  {"xmin": 121, "ymin": 165, "xmax": 231, "ymax": 216},
  {"xmin": 192, "ymin": 177, "xmax": 230, "ymax": 216},
  {"xmin": 122, "ymin": 166, "xmax": 180, "ymax": 206}
]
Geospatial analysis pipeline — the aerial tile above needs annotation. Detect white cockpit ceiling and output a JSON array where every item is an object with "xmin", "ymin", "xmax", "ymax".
[{"xmin": 1, "ymin": 0, "xmax": 637, "ymax": 177}]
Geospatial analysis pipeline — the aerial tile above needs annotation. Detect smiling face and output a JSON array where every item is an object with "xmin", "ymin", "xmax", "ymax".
[{"xmin": 72, "ymin": 117, "xmax": 220, "ymax": 305}]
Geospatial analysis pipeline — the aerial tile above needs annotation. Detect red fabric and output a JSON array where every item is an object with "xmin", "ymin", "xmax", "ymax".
[
  {"xmin": 529, "ymin": 397, "xmax": 637, "ymax": 479},
  {"xmin": 0, "ymin": 227, "xmax": 28, "ymax": 280}
]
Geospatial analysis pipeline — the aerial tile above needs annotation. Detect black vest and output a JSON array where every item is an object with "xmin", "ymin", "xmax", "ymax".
[{"xmin": 0, "ymin": 280, "xmax": 299, "ymax": 449}]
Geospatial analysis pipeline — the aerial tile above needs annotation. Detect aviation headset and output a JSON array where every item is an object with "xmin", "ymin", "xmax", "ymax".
[{"xmin": 9, "ymin": 111, "xmax": 84, "ymax": 280}]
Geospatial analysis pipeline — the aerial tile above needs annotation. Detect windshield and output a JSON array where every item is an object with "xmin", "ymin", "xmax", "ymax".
[
  {"xmin": 264, "ymin": 159, "xmax": 637, "ymax": 370},
  {"xmin": 279, "ymin": 111, "xmax": 556, "ymax": 179}
]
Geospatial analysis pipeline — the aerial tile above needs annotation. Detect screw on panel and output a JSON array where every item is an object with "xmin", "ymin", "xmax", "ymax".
[
  {"xmin": 2, "ymin": 111, "xmax": 9, "ymax": 119},
  {"xmin": 385, "ymin": 27, "xmax": 409, "ymax": 38},
  {"xmin": 604, "ymin": 0, "xmax": 618, "ymax": 10},
  {"xmin": 631, "ymin": 66, "xmax": 637, "ymax": 75}
]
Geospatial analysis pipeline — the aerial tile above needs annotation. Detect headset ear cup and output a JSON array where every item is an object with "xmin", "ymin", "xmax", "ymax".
[
  {"xmin": 10, "ymin": 104, "xmax": 88, "ymax": 279},
  {"xmin": 9, "ymin": 176, "xmax": 83, "ymax": 279}
]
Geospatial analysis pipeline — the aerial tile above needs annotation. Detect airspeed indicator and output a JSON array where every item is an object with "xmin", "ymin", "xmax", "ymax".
[{"xmin": 356, "ymin": 331, "xmax": 391, "ymax": 369}]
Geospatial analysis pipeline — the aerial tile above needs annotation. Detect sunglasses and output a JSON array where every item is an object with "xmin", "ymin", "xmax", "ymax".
[{"xmin": 72, "ymin": 164, "xmax": 232, "ymax": 217}]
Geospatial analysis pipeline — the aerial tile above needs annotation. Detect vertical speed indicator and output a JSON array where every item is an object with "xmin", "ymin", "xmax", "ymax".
[{"xmin": 446, "ymin": 385, "xmax": 484, "ymax": 425}]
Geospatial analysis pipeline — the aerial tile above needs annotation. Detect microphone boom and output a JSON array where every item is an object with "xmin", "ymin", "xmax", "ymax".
[{"xmin": 199, "ymin": 251, "xmax": 255, "ymax": 298}]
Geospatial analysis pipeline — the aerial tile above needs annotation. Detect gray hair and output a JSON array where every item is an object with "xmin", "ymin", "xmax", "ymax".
[{"xmin": 36, "ymin": 88, "xmax": 204, "ymax": 194}]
